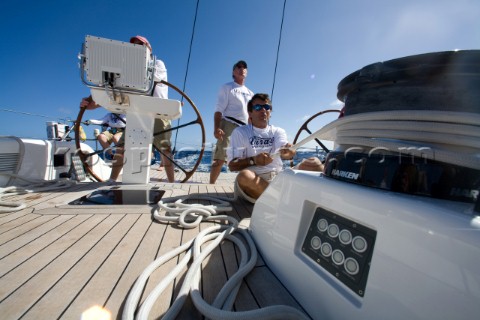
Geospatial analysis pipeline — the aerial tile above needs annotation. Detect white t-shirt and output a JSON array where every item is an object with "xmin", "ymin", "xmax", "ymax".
[
  {"xmin": 153, "ymin": 59, "xmax": 168, "ymax": 99},
  {"xmin": 90, "ymin": 113, "xmax": 126, "ymax": 128},
  {"xmin": 214, "ymin": 81, "xmax": 253, "ymax": 125},
  {"xmin": 227, "ymin": 124, "xmax": 288, "ymax": 174}
]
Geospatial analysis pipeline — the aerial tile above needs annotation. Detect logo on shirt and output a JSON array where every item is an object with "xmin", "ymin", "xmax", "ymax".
[{"xmin": 249, "ymin": 136, "xmax": 275, "ymax": 149}]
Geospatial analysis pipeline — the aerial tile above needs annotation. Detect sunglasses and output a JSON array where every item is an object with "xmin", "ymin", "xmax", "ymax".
[{"xmin": 252, "ymin": 104, "xmax": 272, "ymax": 111}]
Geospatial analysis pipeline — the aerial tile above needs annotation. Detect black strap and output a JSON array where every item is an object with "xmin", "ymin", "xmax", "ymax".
[
  {"xmin": 112, "ymin": 113, "xmax": 126, "ymax": 124},
  {"xmin": 225, "ymin": 116, "xmax": 246, "ymax": 126}
]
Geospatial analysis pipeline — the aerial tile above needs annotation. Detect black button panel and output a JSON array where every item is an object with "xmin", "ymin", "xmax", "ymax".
[{"xmin": 302, "ymin": 207, "xmax": 377, "ymax": 297}]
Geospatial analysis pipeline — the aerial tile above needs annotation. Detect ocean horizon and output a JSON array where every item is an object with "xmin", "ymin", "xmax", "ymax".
[{"xmin": 155, "ymin": 149, "xmax": 326, "ymax": 173}]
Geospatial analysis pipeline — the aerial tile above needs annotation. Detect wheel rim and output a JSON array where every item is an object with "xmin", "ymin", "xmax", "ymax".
[
  {"xmin": 74, "ymin": 106, "xmax": 105, "ymax": 182},
  {"xmin": 153, "ymin": 80, "xmax": 206, "ymax": 183},
  {"xmin": 291, "ymin": 109, "xmax": 341, "ymax": 166}
]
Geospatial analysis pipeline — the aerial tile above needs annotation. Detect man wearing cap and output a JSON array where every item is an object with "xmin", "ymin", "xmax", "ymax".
[
  {"xmin": 209, "ymin": 60, "xmax": 254, "ymax": 184},
  {"xmin": 80, "ymin": 35, "xmax": 175, "ymax": 183},
  {"xmin": 130, "ymin": 35, "xmax": 175, "ymax": 183}
]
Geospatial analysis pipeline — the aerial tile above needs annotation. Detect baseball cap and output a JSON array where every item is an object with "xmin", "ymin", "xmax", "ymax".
[
  {"xmin": 233, "ymin": 60, "xmax": 247, "ymax": 70},
  {"xmin": 130, "ymin": 35, "xmax": 152, "ymax": 51}
]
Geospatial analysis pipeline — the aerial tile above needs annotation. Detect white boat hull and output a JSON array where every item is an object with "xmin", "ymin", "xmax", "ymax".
[{"xmin": 251, "ymin": 169, "xmax": 480, "ymax": 320}]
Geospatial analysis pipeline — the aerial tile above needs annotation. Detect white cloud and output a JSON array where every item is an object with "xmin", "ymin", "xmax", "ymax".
[
  {"xmin": 383, "ymin": 1, "xmax": 480, "ymax": 52},
  {"xmin": 330, "ymin": 100, "xmax": 344, "ymax": 108},
  {"xmin": 297, "ymin": 114, "xmax": 311, "ymax": 122}
]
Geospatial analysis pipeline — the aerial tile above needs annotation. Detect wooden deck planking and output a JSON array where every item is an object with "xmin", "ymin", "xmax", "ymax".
[
  {"xmin": 0, "ymin": 215, "xmax": 105, "ymax": 303},
  {"xmin": 0, "ymin": 172, "xmax": 308, "ymax": 319},
  {"xmin": 0, "ymin": 215, "xmax": 73, "ymax": 257},
  {"xmin": 141, "ymin": 217, "xmax": 193, "ymax": 318},
  {"xmin": 196, "ymin": 183, "xmax": 230, "ymax": 308},
  {"xmin": 0, "ymin": 214, "xmax": 90, "ymax": 277},
  {"xmin": 22, "ymin": 214, "xmax": 142, "ymax": 319},
  {"xmin": 0, "ymin": 214, "xmax": 117, "ymax": 319},
  {"xmin": 56, "ymin": 214, "xmax": 152, "ymax": 319},
  {"xmin": 170, "ymin": 184, "xmax": 205, "ymax": 320},
  {"xmin": 0, "ymin": 208, "xmax": 34, "ymax": 225},
  {"xmin": 104, "ymin": 214, "xmax": 172, "ymax": 319}
]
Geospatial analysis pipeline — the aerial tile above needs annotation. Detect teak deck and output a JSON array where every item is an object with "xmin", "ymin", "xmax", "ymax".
[{"xmin": 0, "ymin": 171, "xmax": 305, "ymax": 319}]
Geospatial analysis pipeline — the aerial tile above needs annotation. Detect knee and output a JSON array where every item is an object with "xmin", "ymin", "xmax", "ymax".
[
  {"xmin": 297, "ymin": 157, "xmax": 324, "ymax": 172},
  {"xmin": 237, "ymin": 170, "xmax": 255, "ymax": 185},
  {"xmin": 211, "ymin": 159, "xmax": 224, "ymax": 168}
]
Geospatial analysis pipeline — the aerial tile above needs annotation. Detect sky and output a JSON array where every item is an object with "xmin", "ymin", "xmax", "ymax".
[{"xmin": 0, "ymin": 0, "xmax": 479, "ymax": 152}]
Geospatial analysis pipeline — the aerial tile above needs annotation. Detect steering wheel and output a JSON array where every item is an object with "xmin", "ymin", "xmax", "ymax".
[
  {"xmin": 74, "ymin": 80, "xmax": 205, "ymax": 183},
  {"xmin": 291, "ymin": 109, "xmax": 341, "ymax": 166}
]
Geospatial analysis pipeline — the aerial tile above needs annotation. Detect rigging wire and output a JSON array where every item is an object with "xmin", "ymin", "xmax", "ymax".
[
  {"xmin": 0, "ymin": 108, "xmax": 55, "ymax": 119},
  {"xmin": 270, "ymin": 0, "xmax": 287, "ymax": 102},
  {"xmin": 172, "ymin": 0, "xmax": 200, "ymax": 154}
]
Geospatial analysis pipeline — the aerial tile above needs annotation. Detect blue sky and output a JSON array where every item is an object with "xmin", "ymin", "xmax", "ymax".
[{"xmin": 0, "ymin": 0, "xmax": 479, "ymax": 152}]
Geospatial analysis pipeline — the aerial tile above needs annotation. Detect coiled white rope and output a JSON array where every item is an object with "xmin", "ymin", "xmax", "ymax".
[
  {"xmin": 292, "ymin": 110, "xmax": 480, "ymax": 170},
  {"xmin": 0, "ymin": 173, "xmax": 77, "ymax": 213},
  {"xmin": 123, "ymin": 194, "xmax": 309, "ymax": 320}
]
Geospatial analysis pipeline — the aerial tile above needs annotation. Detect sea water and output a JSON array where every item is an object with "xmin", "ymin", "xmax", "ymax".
[{"xmin": 153, "ymin": 149, "xmax": 325, "ymax": 173}]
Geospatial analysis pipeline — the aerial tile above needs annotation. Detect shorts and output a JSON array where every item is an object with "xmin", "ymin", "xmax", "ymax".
[
  {"xmin": 213, "ymin": 118, "xmax": 240, "ymax": 161},
  {"xmin": 234, "ymin": 170, "xmax": 278, "ymax": 204},
  {"xmin": 153, "ymin": 118, "xmax": 172, "ymax": 151},
  {"xmin": 101, "ymin": 129, "xmax": 124, "ymax": 146},
  {"xmin": 257, "ymin": 171, "xmax": 277, "ymax": 182}
]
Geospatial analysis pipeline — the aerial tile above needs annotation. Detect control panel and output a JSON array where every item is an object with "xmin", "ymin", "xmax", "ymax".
[{"xmin": 302, "ymin": 206, "xmax": 376, "ymax": 297}]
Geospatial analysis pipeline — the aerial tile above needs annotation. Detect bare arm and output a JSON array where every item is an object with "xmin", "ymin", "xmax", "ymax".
[
  {"xmin": 213, "ymin": 111, "xmax": 224, "ymax": 140},
  {"xmin": 227, "ymin": 153, "xmax": 273, "ymax": 172},
  {"xmin": 228, "ymin": 157, "xmax": 253, "ymax": 172},
  {"xmin": 80, "ymin": 95, "xmax": 100, "ymax": 110}
]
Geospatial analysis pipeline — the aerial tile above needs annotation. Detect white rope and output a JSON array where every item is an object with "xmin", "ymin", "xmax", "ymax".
[
  {"xmin": 123, "ymin": 194, "xmax": 309, "ymax": 320},
  {"xmin": 291, "ymin": 110, "xmax": 480, "ymax": 170},
  {"xmin": 0, "ymin": 173, "xmax": 77, "ymax": 213}
]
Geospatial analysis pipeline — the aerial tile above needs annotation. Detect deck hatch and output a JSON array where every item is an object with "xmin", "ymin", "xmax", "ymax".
[{"xmin": 69, "ymin": 187, "xmax": 165, "ymax": 205}]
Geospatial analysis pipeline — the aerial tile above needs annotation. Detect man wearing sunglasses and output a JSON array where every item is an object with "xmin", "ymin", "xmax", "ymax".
[
  {"xmin": 227, "ymin": 93, "xmax": 295, "ymax": 203},
  {"xmin": 210, "ymin": 60, "xmax": 254, "ymax": 184}
]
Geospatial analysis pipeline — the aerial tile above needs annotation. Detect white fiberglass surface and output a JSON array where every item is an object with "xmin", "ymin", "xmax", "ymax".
[{"xmin": 250, "ymin": 169, "xmax": 480, "ymax": 320}]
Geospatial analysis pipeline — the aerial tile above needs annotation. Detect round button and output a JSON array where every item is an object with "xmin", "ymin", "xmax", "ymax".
[
  {"xmin": 339, "ymin": 229, "xmax": 352, "ymax": 245},
  {"xmin": 352, "ymin": 236, "xmax": 368, "ymax": 253},
  {"xmin": 321, "ymin": 242, "xmax": 332, "ymax": 257},
  {"xmin": 327, "ymin": 223, "xmax": 339, "ymax": 238},
  {"xmin": 310, "ymin": 236, "xmax": 321, "ymax": 250},
  {"xmin": 344, "ymin": 257, "xmax": 360, "ymax": 275},
  {"xmin": 332, "ymin": 249, "xmax": 345, "ymax": 265},
  {"xmin": 317, "ymin": 219, "xmax": 328, "ymax": 232}
]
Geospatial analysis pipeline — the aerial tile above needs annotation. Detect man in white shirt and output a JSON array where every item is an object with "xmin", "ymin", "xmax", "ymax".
[
  {"xmin": 210, "ymin": 60, "xmax": 253, "ymax": 184},
  {"xmin": 86, "ymin": 113, "xmax": 126, "ymax": 159},
  {"xmin": 80, "ymin": 35, "xmax": 175, "ymax": 183},
  {"xmin": 227, "ymin": 93, "xmax": 295, "ymax": 202}
]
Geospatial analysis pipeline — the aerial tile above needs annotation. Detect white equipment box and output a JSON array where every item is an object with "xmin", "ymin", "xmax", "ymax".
[{"xmin": 83, "ymin": 35, "xmax": 153, "ymax": 92}]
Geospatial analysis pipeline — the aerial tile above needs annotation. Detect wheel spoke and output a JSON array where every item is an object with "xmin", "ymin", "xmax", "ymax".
[
  {"xmin": 292, "ymin": 109, "xmax": 341, "ymax": 166},
  {"xmin": 157, "ymin": 80, "xmax": 206, "ymax": 183}
]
